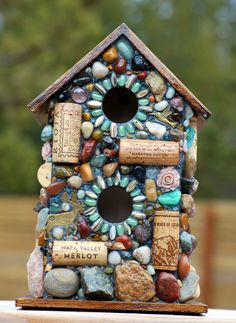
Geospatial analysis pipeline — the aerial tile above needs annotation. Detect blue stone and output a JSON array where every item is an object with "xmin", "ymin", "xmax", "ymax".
[
  {"xmin": 157, "ymin": 189, "xmax": 181, "ymax": 206},
  {"xmin": 37, "ymin": 208, "xmax": 49, "ymax": 232},
  {"xmin": 146, "ymin": 167, "xmax": 158, "ymax": 180},
  {"xmin": 180, "ymin": 231, "xmax": 192, "ymax": 253},
  {"xmin": 186, "ymin": 126, "xmax": 195, "ymax": 149},
  {"xmin": 50, "ymin": 203, "xmax": 61, "ymax": 213},
  {"xmin": 41, "ymin": 124, "xmax": 53, "ymax": 141},
  {"xmin": 90, "ymin": 154, "xmax": 107, "ymax": 167},
  {"xmin": 116, "ymin": 37, "xmax": 135, "ymax": 59}
]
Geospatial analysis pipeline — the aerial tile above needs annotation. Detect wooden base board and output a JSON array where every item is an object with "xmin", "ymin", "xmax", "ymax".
[{"xmin": 16, "ymin": 297, "xmax": 207, "ymax": 314}]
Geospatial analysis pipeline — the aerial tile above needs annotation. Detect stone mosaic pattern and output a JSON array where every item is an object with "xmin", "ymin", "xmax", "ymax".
[{"xmin": 29, "ymin": 36, "xmax": 200, "ymax": 303}]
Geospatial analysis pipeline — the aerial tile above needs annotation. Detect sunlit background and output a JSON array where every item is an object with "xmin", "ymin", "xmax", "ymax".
[{"xmin": 0, "ymin": 0, "xmax": 236, "ymax": 309}]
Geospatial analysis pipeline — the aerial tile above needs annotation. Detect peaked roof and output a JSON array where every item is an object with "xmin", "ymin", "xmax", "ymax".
[{"xmin": 28, "ymin": 23, "xmax": 211, "ymax": 125}]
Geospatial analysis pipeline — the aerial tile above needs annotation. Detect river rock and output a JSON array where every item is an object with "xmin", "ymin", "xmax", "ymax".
[
  {"xmin": 116, "ymin": 37, "xmax": 135, "ymax": 59},
  {"xmin": 133, "ymin": 246, "xmax": 151, "ymax": 264},
  {"xmin": 115, "ymin": 261, "xmax": 155, "ymax": 301},
  {"xmin": 180, "ymin": 231, "xmax": 192, "ymax": 253},
  {"xmin": 54, "ymin": 165, "xmax": 74, "ymax": 178},
  {"xmin": 113, "ymin": 57, "xmax": 127, "ymax": 74},
  {"xmin": 79, "ymin": 163, "xmax": 94, "ymax": 182},
  {"xmin": 103, "ymin": 162, "xmax": 118, "ymax": 177},
  {"xmin": 27, "ymin": 246, "xmax": 44, "ymax": 298},
  {"xmin": 92, "ymin": 61, "xmax": 109, "ymax": 79},
  {"xmin": 77, "ymin": 216, "xmax": 91, "ymax": 238},
  {"xmin": 179, "ymin": 271, "xmax": 199, "ymax": 302},
  {"xmin": 80, "ymin": 266, "xmax": 114, "ymax": 300},
  {"xmin": 36, "ymin": 207, "xmax": 49, "ymax": 233},
  {"xmin": 39, "ymin": 187, "xmax": 49, "ymax": 207},
  {"xmin": 156, "ymin": 272, "xmax": 180, "ymax": 303},
  {"xmin": 90, "ymin": 154, "xmax": 107, "ymax": 167},
  {"xmin": 44, "ymin": 268, "xmax": 79, "ymax": 298},
  {"xmin": 131, "ymin": 54, "xmax": 151, "ymax": 71},
  {"xmin": 181, "ymin": 194, "xmax": 195, "ymax": 216},
  {"xmin": 135, "ymin": 221, "xmax": 152, "ymax": 243},
  {"xmin": 81, "ymin": 121, "xmax": 94, "ymax": 139},
  {"xmin": 145, "ymin": 71, "xmax": 166, "ymax": 101},
  {"xmin": 145, "ymin": 121, "xmax": 166, "ymax": 138},
  {"xmin": 81, "ymin": 139, "xmax": 97, "ymax": 163},
  {"xmin": 170, "ymin": 96, "xmax": 184, "ymax": 111},
  {"xmin": 41, "ymin": 124, "xmax": 53, "ymax": 141},
  {"xmin": 145, "ymin": 179, "xmax": 157, "ymax": 202},
  {"xmin": 133, "ymin": 165, "xmax": 145, "ymax": 182},
  {"xmin": 178, "ymin": 254, "xmax": 190, "ymax": 280},
  {"xmin": 184, "ymin": 119, "xmax": 197, "ymax": 178},
  {"xmin": 116, "ymin": 235, "xmax": 132, "ymax": 250},
  {"xmin": 108, "ymin": 251, "xmax": 122, "ymax": 265},
  {"xmin": 102, "ymin": 47, "xmax": 118, "ymax": 63},
  {"xmin": 67, "ymin": 175, "xmax": 82, "ymax": 189},
  {"xmin": 47, "ymin": 181, "xmax": 66, "ymax": 196}
]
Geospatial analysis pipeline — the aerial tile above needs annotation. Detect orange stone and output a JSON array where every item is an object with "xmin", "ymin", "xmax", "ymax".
[
  {"xmin": 102, "ymin": 47, "xmax": 118, "ymax": 63},
  {"xmin": 82, "ymin": 112, "xmax": 91, "ymax": 121},
  {"xmin": 180, "ymin": 213, "xmax": 190, "ymax": 232},
  {"xmin": 178, "ymin": 254, "xmax": 190, "ymax": 280},
  {"xmin": 79, "ymin": 163, "xmax": 94, "ymax": 182},
  {"xmin": 149, "ymin": 95, "xmax": 155, "ymax": 102}
]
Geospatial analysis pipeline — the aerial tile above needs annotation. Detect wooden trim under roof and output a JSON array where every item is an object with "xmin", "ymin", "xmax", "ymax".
[{"xmin": 28, "ymin": 23, "xmax": 212, "ymax": 124}]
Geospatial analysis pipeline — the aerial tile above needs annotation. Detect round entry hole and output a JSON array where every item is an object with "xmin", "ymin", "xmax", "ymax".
[
  {"xmin": 97, "ymin": 186, "xmax": 133, "ymax": 223},
  {"xmin": 102, "ymin": 87, "xmax": 138, "ymax": 123}
]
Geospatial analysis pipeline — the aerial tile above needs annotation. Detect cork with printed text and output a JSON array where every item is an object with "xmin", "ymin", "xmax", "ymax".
[
  {"xmin": 52, "ymin": 103, "xmax": 82, "ymax": 163},
  {"xmin": 152, "ymin": 210, "xmax": 179, "ymax": 271}
]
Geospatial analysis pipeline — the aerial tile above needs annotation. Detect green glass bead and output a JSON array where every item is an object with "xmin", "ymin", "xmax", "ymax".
[
  {"xmin": 102, "ymin": 79, "xmax": 112, "ymax": 90},
  {"xmin": 126, "ymin": 217, "xmax": 138, "ymax": 227},
  {"xmin": 77, "ymin": 189, "xmax": 85, "ymax": 199},
  {"xmin": 85, "ymin": 198, "xmax": 97, "ymax": 206},
  {"xmin": 126, "ymin": 123, "xmax": 135, "ymax": 134},
  {"xmin": 120, "ymin": 176, "xmax": 129, "ymax": 188},
  {"xmin": 91, "ymin": 109, "xmax": 103, "ymax": 117},
  {"xmin": 101, "ymin": 223, "xmax": 110, "ymax": 233},
  {"xmin": 116, "ymin": 224, "xmax": 125, "ymax": 236},
  {"xmin": 131, "ymin": 82, "xmax": 141, "ymax": 93},
  {"xmin": 116, "ymin": 37, "xmax": 135, "ymax": 59},
  {"xmin": 117, "ymin": 75, "xmax": 127, "ymax": 86},
  {"xmin": 130, "ymin": 188, "xmax": 142, "ymax": 197},
  {"xmin": 92, "ymin": 184, "xmax": 102, "ymax": 195},
  {"xmin": 133, "ymin": 203, "xmax": 144, "ymax": 211},
  {"xmin": 101, "ymin": 120, "xmax": 111, "ymax": 131},
  {"xmin": 136, "ymin": 111, "xmax": 147, "ymax": 121},
  {"xmin": 104, "ymin": 266, "xmax": 114, "ymax": 274},
  {"xmin": 138, "ymin": 99, "xmax": 149, "ymax": 106},
  {"xmin": 50, "ymin": 203, "xmax": 61, "ymax": 213},
  {"xmin": 118, "ymin": 125, "xmax": 126, "ymax": 137},
  {"xmin": 106, "ymin": 177, "xmax": 114, "ymax": 187},
  {"xmin": 89, "ymin": 213, "xmax": 100, "ymax": 222},
  {"xmin": 91, "ymin": 92, "xmax": 103, "ymax": 101}
]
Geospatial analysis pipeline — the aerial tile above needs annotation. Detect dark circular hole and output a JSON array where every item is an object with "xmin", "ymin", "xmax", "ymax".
[
  {"xmin": 97, "ymin": 186, "xmax": 133, "ymax": 223},
  {"xmin": 102, "ymin": 87, "xmax": 138, "ymax": 123}
]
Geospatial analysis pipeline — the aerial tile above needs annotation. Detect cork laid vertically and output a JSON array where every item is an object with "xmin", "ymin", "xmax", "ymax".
[{"xmin": 17, "ymin": 24, "xmax": 212, "ymax": 313}]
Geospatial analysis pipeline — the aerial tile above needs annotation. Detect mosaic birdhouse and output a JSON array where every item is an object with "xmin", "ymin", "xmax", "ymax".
[{"xmin": 19, "ymin": 24, "xmax": 212, "ymax": 313}]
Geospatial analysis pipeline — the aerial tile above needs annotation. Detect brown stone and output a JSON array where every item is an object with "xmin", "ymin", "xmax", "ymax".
[
  {"xmin": 113, "ymin": 57, "xmax": 127, "ymax": 74},
  {"xmin": 180, "ymin": 213, "xmax": 190, "ymax": 231},
  {"xmin": 81, "ymin": 139, "xmax": 97, "ymax": 163},
  {"xmin": 102, "ymin": 47, "xmax": 118, "ymax": 63},
  {"xmin": 145, "ymin": 71, "xmax": 166, "ymax": 101},
  {"xmin": 46, "ymin": 181, "xmax": 66, "ymax": 196},
  {"xmin": 103, "ymin": 162, "xmax": 118, "ymax": 177},
  {"xmin": 181, "ymin": 194, "xmax": 195, "ymax": 217},
  {"xmin": 82, "ymin": 112, "xmax": 91, "ymax": 121},
  {"xmin": 145, "ymin": 179, "xmax": 157, "ymax": 202},
  {"xmin": 115, "ymin": 260, "xmax": 155, "ymax": 301},
  {"xmin": 79, "ymin": 163, "xmax": 94, "ymax": 182},
  {"xmin": 178, "ymin": 254, "xmax": 190, "ymax": 280}
]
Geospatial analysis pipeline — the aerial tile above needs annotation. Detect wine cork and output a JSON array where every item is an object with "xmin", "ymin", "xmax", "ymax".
[
  {"xmin": 52, "ymin": 241, "xmax": 108, "ymax": 266},
  {"xmin": 52, "ymin": 103, "xmax": 82, "ymax": 163},
  {"xmin": 152, "ymin": 211, "xmax": 179, "ymax": 271},
  {"xmin": 119, "ymin": 139, "xmax": 180, "ymax": 166}
]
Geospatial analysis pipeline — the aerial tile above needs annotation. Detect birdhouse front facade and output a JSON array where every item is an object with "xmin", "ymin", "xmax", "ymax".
[{"xmin": 25, "ymin": 24, "xmax": 211, "ymax": 309}]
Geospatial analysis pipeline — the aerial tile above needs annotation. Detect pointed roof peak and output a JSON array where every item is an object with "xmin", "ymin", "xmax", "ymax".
[{"xmin": 28, "ymin": 23, "xmax": 211, "ymax": 125}]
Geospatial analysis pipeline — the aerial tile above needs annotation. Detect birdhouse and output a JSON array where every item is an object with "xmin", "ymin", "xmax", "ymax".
[{"xmin": 17, "ymin": 24, "xmax": 211, "ymax": 313}]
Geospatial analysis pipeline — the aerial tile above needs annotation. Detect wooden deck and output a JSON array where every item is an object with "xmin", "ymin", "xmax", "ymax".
[{"xmin": 0, "ymin": 197, "xmax": 236, "ymax": 309}]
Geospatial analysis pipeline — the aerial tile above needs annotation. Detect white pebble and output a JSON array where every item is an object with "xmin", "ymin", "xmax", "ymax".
[
  {"xmin": 92, "ymin": 61, "xmax": 109, "ymax": 79},
  {"xmin": 147, "ymin": 264, "xmax": 155, "ymax": 276},
  {"xmin": 133, "ymin": 246, "xmax": 151, "ymax": 264},
  {"xmin": 154, "ymin": 100, "xmax": 168, "ymax": 111},
  {"xmin": 108, "ymin": 251, "xmax": 121, "ymax": 265},
  {"xmin": 166, "ymin": 86, "xmax": 175, "ymax": 99},
  {"xmin": 145, "ymin": 121, "xmax": 166, "ymax": 138}
]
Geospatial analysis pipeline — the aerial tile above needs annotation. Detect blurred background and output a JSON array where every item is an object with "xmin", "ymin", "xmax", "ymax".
[{"xmin": 0, "ymin": 0, "xmax": 236, "ymax": 308}]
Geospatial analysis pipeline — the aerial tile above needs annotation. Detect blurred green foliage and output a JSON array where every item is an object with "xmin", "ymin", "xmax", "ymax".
[{"xmin": 0, "ymin": 0, "xmax": 236, "ymax": 197}]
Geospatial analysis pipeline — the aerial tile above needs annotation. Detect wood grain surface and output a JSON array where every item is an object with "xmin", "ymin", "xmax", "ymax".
[{"xmin": 15, "ymin": 297, "xmax": 207, "ymax": 314}]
